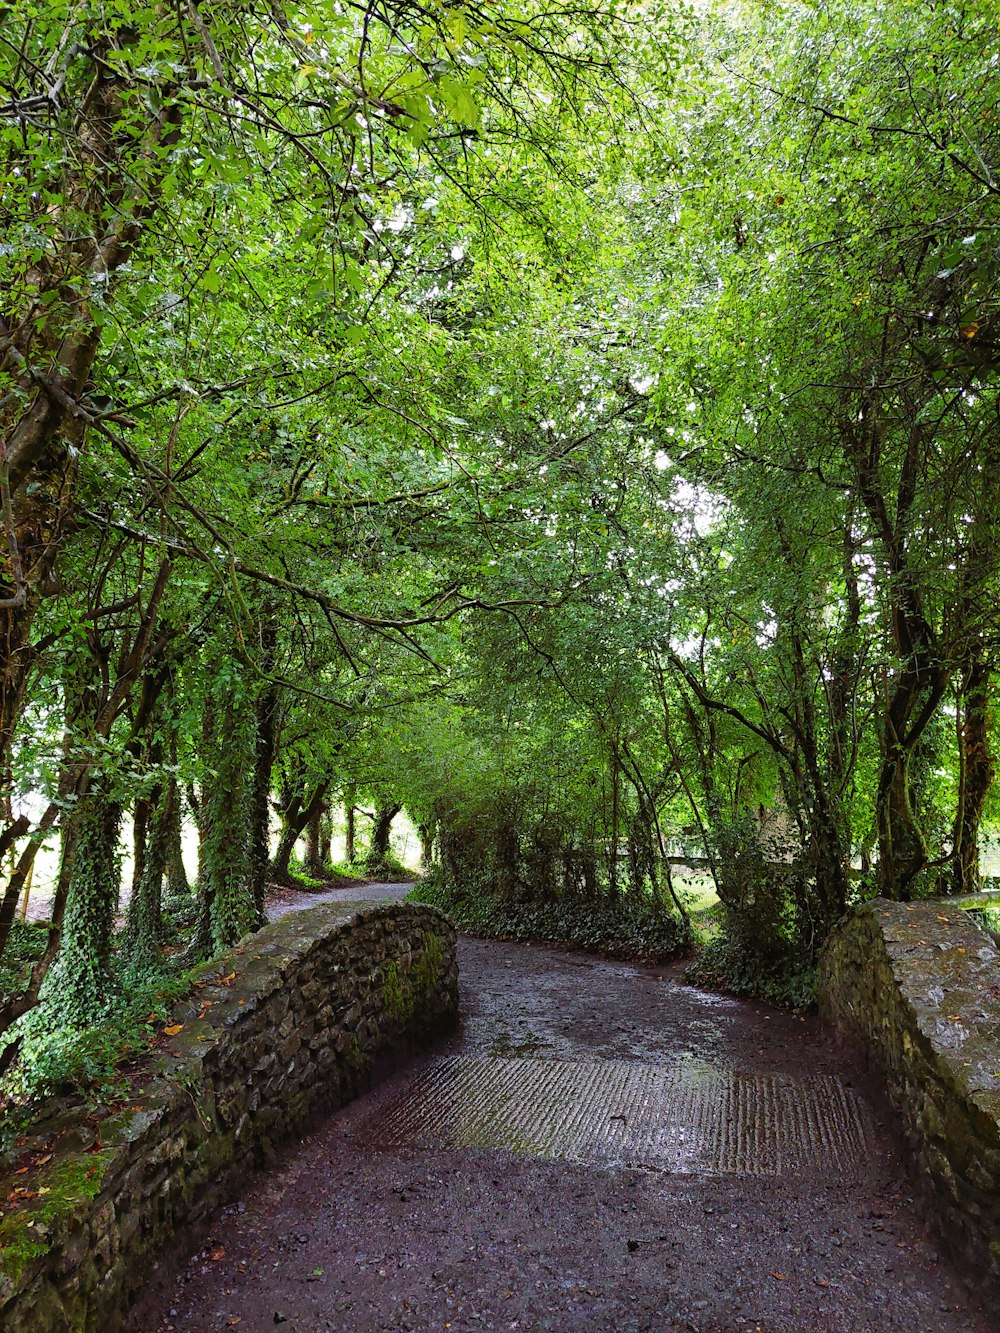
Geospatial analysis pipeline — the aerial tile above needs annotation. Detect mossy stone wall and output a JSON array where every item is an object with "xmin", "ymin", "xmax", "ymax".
[
  {"xmin": 818, "ymin": 899, "xmax": 1000, "ymax": 1277},
  {"xmin": 0, "ymin": 900, "xmax": 458, "ymax": 1331}
]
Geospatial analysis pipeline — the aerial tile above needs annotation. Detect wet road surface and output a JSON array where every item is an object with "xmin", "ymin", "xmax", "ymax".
[{"xmin": 129, "ymin": 883, "xmax": 992, "ymax": 1332}]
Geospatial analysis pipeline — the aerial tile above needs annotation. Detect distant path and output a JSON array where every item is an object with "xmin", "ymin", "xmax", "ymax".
[
  {"xmin": 265, "ymin": 877, "xmax": 413, "ymax": 921},
  {"xmin": 132, "ymin": 881, "xmax": 987, "ymax": 1332}
]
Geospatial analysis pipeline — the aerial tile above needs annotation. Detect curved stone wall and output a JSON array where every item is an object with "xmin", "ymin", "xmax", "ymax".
[
  {"xmin": 819, "ymin": 899, "xmax": 1000, "ymax": 1277},
  {"xmin": 0, "ymin": 900, "xmax": 458, "ymax": 1330}
]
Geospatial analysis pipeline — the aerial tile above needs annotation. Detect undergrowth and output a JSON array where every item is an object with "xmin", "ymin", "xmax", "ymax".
[
  {"xmin": 331, "ymin": 853, "xmax": 414, "ymax": 883},
  {"xmin": 0, "ymin": 920, "xmax": 48, "ymax": 999},
  {"xmin": 0, "ymin": 947, "xmax": 196, "ymax": 1156},
  {"xmin": 683, "ymin": 935, "xmax": 818, "ymax": 1010},
  {"xmin": 409, "ymin": 878, "xmax": 691, "ymax": 962}
]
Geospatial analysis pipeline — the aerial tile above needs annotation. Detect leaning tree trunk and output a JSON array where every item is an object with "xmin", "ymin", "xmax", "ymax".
[
  {"xmin": 270, "ymin": 781, "xmax": 329, "ymax": 882},
  {"xmin": 0, "ymin": 18, "xmax": 190, "ymax": 844},
  {"xmin": 270, "ymin": 792, "xmax": 303, "ymax": 884}
]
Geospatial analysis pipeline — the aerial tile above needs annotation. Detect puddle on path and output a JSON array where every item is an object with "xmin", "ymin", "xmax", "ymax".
[{"xmin": 362, "ymin": 1054, "xmax": 872, "ymax": 1178}]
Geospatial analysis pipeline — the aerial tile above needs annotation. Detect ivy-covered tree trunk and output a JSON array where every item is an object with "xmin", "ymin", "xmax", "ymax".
[
  {"xmin": 876, "ymin": 672, "xmax": 948, "ymax": 900},
  {"xmin": 366, "ymin": 803, "xmax": 401, "ymax": 872},
  {"xmin": 250, "ymin": 680, "xmax": 280, "ymax": 915},
  {"xmin": 188, "ymin": 677, "xmax": 261, "ymax": 957},
  {"xmin": 122, "ymin": 785, "xmax": 172, "ymax": 968},
  {"xmin": 40, "ymin": 787, "xmax": 122, "ymax": 1023},
  {"xmin": 130, "ymin": 795, "xmax": 151, "ymax": 906},
  {"xmin": 207, "ymin": 687, "xmax": 260, "ymax": 951},
  {"xmin": 249, "ymin": 614, "xmax": 279, "ymax": 916}
]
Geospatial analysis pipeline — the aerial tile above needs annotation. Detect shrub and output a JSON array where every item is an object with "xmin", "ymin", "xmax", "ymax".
[
  {"xmin": 683, "ymin": 934, "xmax": 817, "ymax": 1010},
  {"xmin": 409, "ymin": 877, "xmax": 691, "ymax": 962}
]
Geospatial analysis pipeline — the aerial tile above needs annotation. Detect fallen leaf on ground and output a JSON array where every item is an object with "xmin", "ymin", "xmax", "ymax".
[
  {"xmin": 210, "ymin": 1247, "xmax": 226, "ymax": 1261},
  {"xmin": 163, "ymin": 1024, "xmax": 184, "ymax": 1036}
]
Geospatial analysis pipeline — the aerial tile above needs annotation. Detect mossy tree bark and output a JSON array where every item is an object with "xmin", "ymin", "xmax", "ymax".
[
  {"xmin": 205, "ymin": 684, "xmax": 261, "ymax": 952},
  {"xmin": 40, "ymin": 788, "xmax": 122, "ymax": 1024}
]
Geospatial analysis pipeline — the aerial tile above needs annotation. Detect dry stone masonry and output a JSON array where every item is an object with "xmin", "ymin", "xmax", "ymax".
[
  {"xmin": 819, "ymin": 899, "xmax": 1000, "ymax": 1278},
  {"xmin": 0, "ymin": 899, "xmax": 458, "ymax": 1331}
]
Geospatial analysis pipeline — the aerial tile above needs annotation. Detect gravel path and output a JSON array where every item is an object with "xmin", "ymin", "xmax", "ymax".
[{"xmin": 129, "ymin": 882, "xmax": 991, "ymax": 1332}]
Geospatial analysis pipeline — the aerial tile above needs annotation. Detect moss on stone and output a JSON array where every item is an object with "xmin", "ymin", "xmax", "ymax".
[
  {"xmin": 382, "ymin": 960, "xmax": 410, "ymax": 1021},
  {"xmin": 412, "ymin": 930, "xmax": 445, "ymax": 1003},
  {"xmin": 0, "ymin": 1153, "xmax": 107, "ymax": 1284},
  {"xmin": 0, "ymin": 902, "xmax": 458, "ymax": 1325}
]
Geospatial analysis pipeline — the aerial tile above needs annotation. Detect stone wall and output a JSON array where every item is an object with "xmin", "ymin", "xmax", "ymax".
[
  {"xmin": 819, "ymin": 899, "xmax": 1000, "ymax": 1276},
  {"xmin": 0, "ymin": 900, "xmax": 458, "ymax": 1331}
]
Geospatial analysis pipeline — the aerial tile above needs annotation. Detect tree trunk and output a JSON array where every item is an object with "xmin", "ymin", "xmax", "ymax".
[
  {"xmin": 319, "ymin": 809, "xmax": 333, "ymax": 868},
  {"xmin": 39, "ymin": 788, "xmax": 122, "ymax": 1024},
  {"xmin": 366, "ymin": 803, "xmax": 401, "ymax": 872},
  {"xmin": 271, "ymin": 781, "xmax": 329, "ymax": 882},
  {"xmin": 249, "ymin": 679, "xmax": 280, "ymax": 914},
  {"xmin": 130, "ymin": 795, "xmax": 151, "ymax": 904},
  {"xmin": 270, "ymin": 793, "xmax": 303, "ymax": 884},
  {"xmin": 609, "ymin": 749, "xmax": 620, "ymax": 899},
  {"xmin": 952, "ymin": 652, "xmax": 993, "ymax": 895},
  {"xmin": 198, "ymin": 680, "xmax": 260, "ymax": 954},
  {"xmin": 877, "ymin": 749, "xmax": 929, "ymax": 900},
  {"xmin": 123, "ymin": 785, "xmax": 171, "ymax": 967},
  {"xmin": 166, "ymin": 780, "xmax": 189, "ymax": 897},
  {"xmin": 346, "ymin": 799, "xmax": 357, "ymax": 863},
  {"xmin": 495, "ymin": 824, "xmax": 519, "ymax": 897},
  {"xmin": 304, "ymin": 802, "xmax": 325, "ymax": 877},
  {"xmin": 418, "ymin": 822, "xmax": 435, "ymax": 869}
]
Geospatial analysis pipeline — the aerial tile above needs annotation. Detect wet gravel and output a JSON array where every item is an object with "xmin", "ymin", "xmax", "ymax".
[{"xmin": 128, "ymin": 883, "xmax": 994, "ymax": 1332}]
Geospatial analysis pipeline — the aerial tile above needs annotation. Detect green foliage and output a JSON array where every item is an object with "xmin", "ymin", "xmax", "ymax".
[
  {"xmin": 0, "ymin": 965, "xmax": 194, "ymax": 1146},
  {"xmin": 0, "ymin": 1155, "xmax": 106, "ymax": 1283},
  {"xmin": 684, "ymin": 937, "xmax": 818, "ymax": 1014},
  {"xmin": 1, "ymin": 0, "xmax": 1000, "ymax": 1096},
  {"xmin": 202, "ymin": 672, "xmax": 259, "ymax": 951},
  {"xmin": 0, "ymin": 922, "xmax": 47, "ymax": 1000},
  {"xmin": 410, "ymin": 878, "xmax": 690, "ymax": 963},
  {"xmin": 38, "ymin": 791, "xmax": 122, "ymax": 1026}
]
